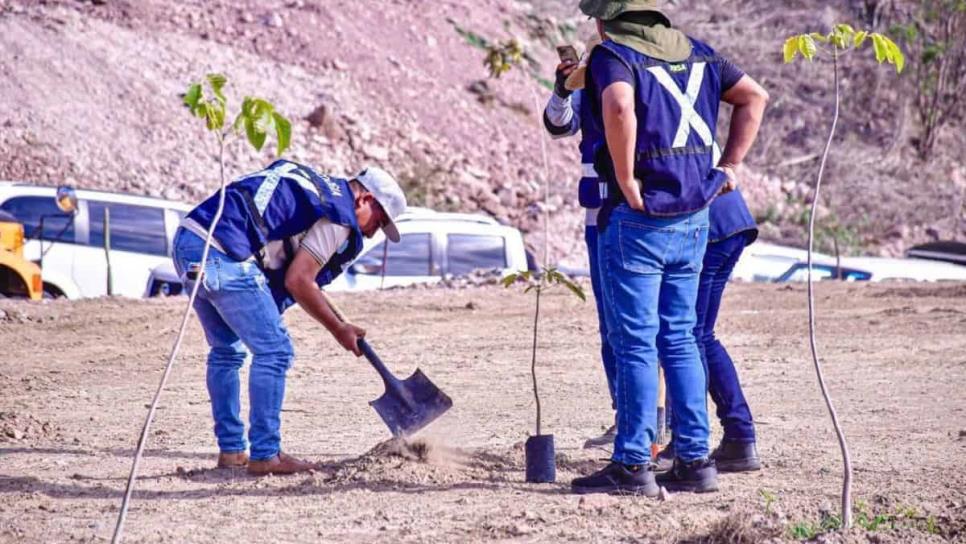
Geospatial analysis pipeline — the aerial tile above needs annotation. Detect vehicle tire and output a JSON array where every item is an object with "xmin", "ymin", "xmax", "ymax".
[
  {"xmin": 0, "ymin": 266, "xmax": 30, "ymax": 298},
  {"xmin": 42, "ymin": 283, "xmax": 65, "ymax": 299}
]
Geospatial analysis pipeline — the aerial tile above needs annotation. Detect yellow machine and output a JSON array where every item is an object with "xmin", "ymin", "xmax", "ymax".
[{"xmin": 0, "ymin": 215, "xmax": 43, "ymax": 300}]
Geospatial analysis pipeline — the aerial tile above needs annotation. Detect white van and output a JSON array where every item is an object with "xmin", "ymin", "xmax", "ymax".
[
  {"xmin": 144, "ymin": 207, "xmax": 532, "ymax": 295},
  {"xmin": 317, "ymin": 208, "xmax": 530, "ymax": 291},
  {"xmin": 0, "ymin": 182, "xmax": 190, "ymax": 299}
]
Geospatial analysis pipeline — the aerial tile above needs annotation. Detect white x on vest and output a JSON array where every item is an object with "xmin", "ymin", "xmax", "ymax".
[
  {"xmin": 237, "ymin": 162, "xmax": 320, "ymax": 215},
  {"xmin": 647, "ymin": 62, "xmax": 722, "ymax": 164}
]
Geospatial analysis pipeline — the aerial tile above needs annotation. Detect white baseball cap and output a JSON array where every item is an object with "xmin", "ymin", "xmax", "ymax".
[{"xmin": 354, "ymin": 166, "xmax": 407, "ymax": 242}]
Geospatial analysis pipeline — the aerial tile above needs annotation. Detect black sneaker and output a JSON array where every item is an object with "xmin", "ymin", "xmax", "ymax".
[
  {"xmin": 653, "ymin": 443, "xmax": 675, "ymax": 472},
  {"xmin": 710, "ymin": 440, "xmax": 761, "ymax": 472},
  {"xmin": 571, "ymin": 461, "xmax": 659, "ymax": 497},
  {"xmin": 655, "ymin": 457, "xmax": 718, "ymax": 493}
]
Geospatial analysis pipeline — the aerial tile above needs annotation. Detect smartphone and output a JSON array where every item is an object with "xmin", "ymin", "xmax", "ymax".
[{"xmin": 556, "ymin": 45, "xmax": 579, "ymax": 64}]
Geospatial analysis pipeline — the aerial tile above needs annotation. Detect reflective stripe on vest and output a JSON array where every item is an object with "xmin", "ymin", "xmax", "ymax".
[
  {"xmin": 646, "ymin": 63, "xmax": 722, "ymax": 164},
  {"xmin": 185, "ymin": 159, "xmax": 364, "ymax": 312},
  {"xmin": 235, "ymin": 161, "xmax": 320, "ymax": 215},
  {"xmin": 576, "ymin": 89, "xmax": 606, "ymax": 209},
  {"xmin": 590, "ymin": 38, "xmax": 728, "ymax": 217}
]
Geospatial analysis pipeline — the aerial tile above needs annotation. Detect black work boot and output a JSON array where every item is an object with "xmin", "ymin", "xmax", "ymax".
[
  {"xmin": 711, "ymin": 440, "xmax": 761, "ymax": 473},
  {"xmin": 653, "ymin": 443, "xmax": 675, "ymax": 472},
  {"xmin": 655, "ymin": 457, "xmax": 718, "ymax": 493},
  {"xmin": 571, "ymin": 461, "xmax": 659, "ymax": 497}
]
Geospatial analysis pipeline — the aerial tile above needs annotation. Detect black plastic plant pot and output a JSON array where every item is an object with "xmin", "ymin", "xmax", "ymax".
[{"xmin": 525, "ymin": 434, "xmax": 556, "ymax": 483}]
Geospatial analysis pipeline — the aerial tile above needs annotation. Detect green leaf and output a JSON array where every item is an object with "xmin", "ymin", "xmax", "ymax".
[
  {"xmin": 206, "ymin": 73, "xmax": 227, "ymax": 105},
  {"xmin": 501, "ymin": 273, "xmax": 520, "ymax": 288},
  {"xmin": 798, "ymin": 34, "xmax": 817, "ymax": 60},
  {"xmin": 232, "ymin": 111, "xmax": 246, "ymax": 133},
  {"xmin": 834, "ymin": 23, "xmax": 856, "ymax": 36},
  {"xmin": 206, "ymin": 73, "xmax": 226, "ymax": 92},
  {"xmin": 872, "ymin": 33, "xmax": 888, "ymax": 63},
  {"xmin": 206, "ymin": 103, "xmax": 225, "ymax": 131},
  {"xmin": 272, "ymin": 112, "xmax": 291, "ymax": 156},
  {"xmin": 251, "ymin": 98, "xmax": 273, "ymax": 118},
  {"xmin": 881, "ymin": 35, "xmax": 905, "ymax": 73},
  {"xmin": 891, "ymin": 44, "xmax": 905, "ymax": 73},
  {"xmin": 245, "ymin": 117, "xmax": 267, "ymax": 151},
  {"xmin": 183, "ymin": 83, "xmax": 202, "ymax": 108},
  {"xmin": 854, "ymin": 30, "xmax": 869, "ymax": 47},
  {"xmin": 830, "ymin": 30, "xmax": 848, "ymax": 49},
  {"xmin": 558, "ymin": 275, "xmax": 586, "ymax": 302},
  {"xmin": 202, "ymin": 103, "xmax": 216, "ymax": 130},
  {"xmin": 809, "ymin": 32, "xmax": 830, "ymax": 43},
  {"xmin": 240, "ymin": 96, "xmax": 254, "ymax": 117},
  {"xmin": 524, "ymin": 285, "xmax": 535, "ymax": 294},
  {"xmin": 255, "ymin": 108, "xmax": 274, "ymax": 134},
  {"xmin": 783, "ymin": 36, "xmax": 799, "ymax": 63}
]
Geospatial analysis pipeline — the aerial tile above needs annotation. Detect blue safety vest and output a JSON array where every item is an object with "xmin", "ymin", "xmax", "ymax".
[
  {"xmin": 709, "ymin": 188, "xmax": 758, "ymax": 245},
  {"xmin": 187, "ymin": 159, "xmax": 364, "ymax": 311},
  {"xmin": 573, "ymin": 91, "xmax": 607, "ymax": 209},
  {"xmin": 589, "ymin": 38, "xmax": 730, "ymax": 217}
]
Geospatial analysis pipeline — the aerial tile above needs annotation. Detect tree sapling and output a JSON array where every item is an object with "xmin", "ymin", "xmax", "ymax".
[
  {"xmin": 782, "ymin": 24, "xmax": 904, "ymax": 530},
  {"xmin": 112, "ymin": 74, "xmax": 291, "ymax": 544}
]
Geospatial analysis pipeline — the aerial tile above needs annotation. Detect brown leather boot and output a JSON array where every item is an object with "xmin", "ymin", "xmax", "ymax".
[
  {"xmin": 216, "ymin": 452, "xmax": 249, "ymax": 468},
  {"xmin": 247, "ymin": 452, "xmax": 317, "ymax": 476}
]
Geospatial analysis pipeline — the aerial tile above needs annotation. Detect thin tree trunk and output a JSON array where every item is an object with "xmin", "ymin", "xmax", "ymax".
[
  {"xmin": 112, "ymin": 135, "xmax": 230, "ymax": 544},
  {"xmin": 526, "ymin": 85, "xmax": 550, "ymax": 437},
  {"xmin": 531, "ymin": 286, "xmax": 542, "ymax": 436},
  {"xmin": 807, "ymin": 48, "xmax": 854, "ymax": 530}
]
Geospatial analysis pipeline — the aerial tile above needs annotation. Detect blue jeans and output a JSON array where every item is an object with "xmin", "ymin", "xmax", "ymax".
[
  {"xmin": 585, "ymin": 225, "xmax": 617, "ymax": 409},
  {"xmin": 695, "ymin": 232, "xmax": 756, "ymax": 443},
  {"xmin": 171, "ymin": 229, "xmax": 295, "ymax": 461},
  {"xmin": 599, "ymin": 204, "xmax": 711, "ymax": 464}
]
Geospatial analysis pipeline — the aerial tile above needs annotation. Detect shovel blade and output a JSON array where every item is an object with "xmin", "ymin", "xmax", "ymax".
[{"xmin": 370, "ymin": 368, "xmax": 453, "ymax": 437}]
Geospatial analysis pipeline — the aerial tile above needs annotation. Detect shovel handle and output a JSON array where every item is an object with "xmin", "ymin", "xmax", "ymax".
[
  {"xmin": 358, "ymin": 338, "xmax": 402, "ymax": 388},
  {"xmin": 318, "ymin": 291, "xmax": 400, "ymax": 387}
]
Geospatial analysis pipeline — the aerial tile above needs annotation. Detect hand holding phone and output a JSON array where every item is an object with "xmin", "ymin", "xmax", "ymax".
[
  {"xmin": 554, "ymin": 45, "xmax": 580, "ymax": 97},
  {"xmin": 556, "ymin": 45, "xmax": 579, "ymax": 65}
]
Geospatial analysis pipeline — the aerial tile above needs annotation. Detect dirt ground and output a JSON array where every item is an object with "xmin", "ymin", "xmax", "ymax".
[{"xmin": 1, "ymin": 282, "xmax": 964, "ymax": 543}]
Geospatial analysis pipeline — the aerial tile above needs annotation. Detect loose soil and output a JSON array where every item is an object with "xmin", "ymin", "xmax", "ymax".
[{"xmin": 1, "ymin": 282, "xmax": 964, "ymax": 542}]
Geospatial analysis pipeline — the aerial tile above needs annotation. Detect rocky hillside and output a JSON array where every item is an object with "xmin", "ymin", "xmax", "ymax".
[{"xmin": 0, "ymin": 0, "xmax": 962, "ymax": 262}]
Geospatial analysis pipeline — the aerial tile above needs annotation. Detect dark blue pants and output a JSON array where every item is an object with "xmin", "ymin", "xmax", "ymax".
[
  {"xmin": 694, "ymin": 232, "xmax": 756, "ymax": 443},
  {"xmin": 585, "ymin": 224, "xmax": 617, "ymax": 408}
]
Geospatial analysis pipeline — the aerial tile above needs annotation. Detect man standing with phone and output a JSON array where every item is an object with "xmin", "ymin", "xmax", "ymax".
[{"xmin": 543, "ymin": 38, "xmax": 619, "ymax": 449}]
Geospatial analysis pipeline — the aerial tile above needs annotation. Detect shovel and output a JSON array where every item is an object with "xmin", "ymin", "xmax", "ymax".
[{"xmin": 321, "ymin": 292, "xmax": 453, "ymax": 437}]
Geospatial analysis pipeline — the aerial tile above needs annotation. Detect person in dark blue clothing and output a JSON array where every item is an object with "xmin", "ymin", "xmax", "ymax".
[
  {"xmin": 542, "ymin": 44, "xmax": 619, "ymax": 449},
  {"xmin": 548, "ymin": 44, "xmax": 765, "ymax": 469},
  {"xmin": 654, "ymin": 191, "xmax": 763, "ymax": 473},
  {"xmin": 571, "ymin": 0, "xmax": 768, "ymax": 496},
  {"xmin": 696, "ymin": 196, "xmax": 762, "ymax": 471}
]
